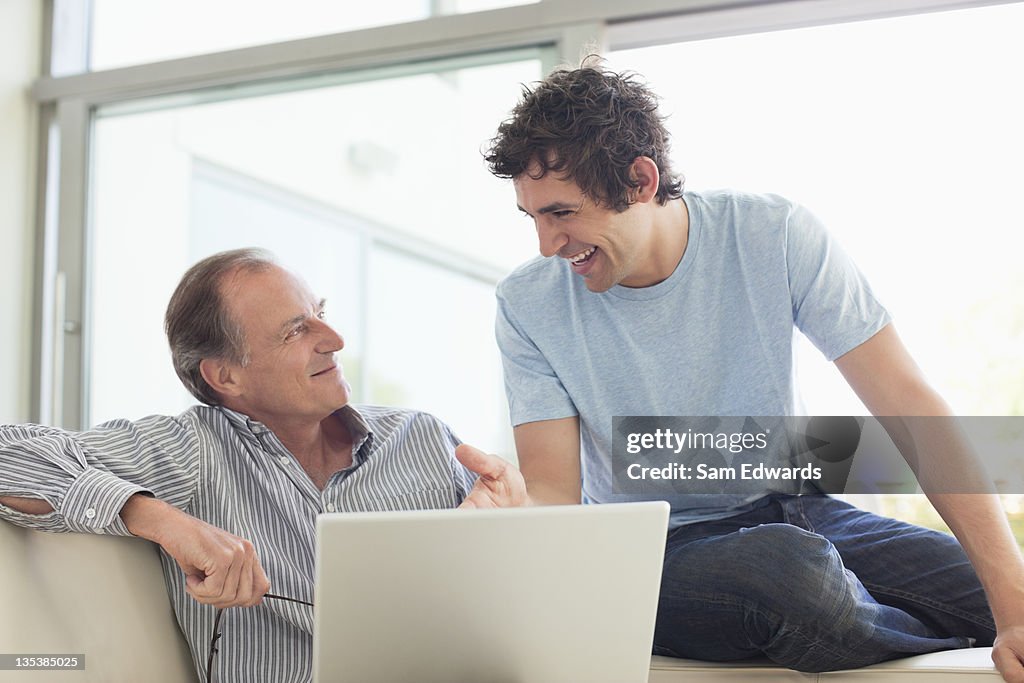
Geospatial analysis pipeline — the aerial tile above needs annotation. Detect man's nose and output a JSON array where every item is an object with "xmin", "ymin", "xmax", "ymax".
[
  {"xmin": 536, "ymin": 220, "xmax": 568, "ymax": 258},
  {"xmin": 314, "ymin": 320, "xmax": 344, "ymax": 353}
]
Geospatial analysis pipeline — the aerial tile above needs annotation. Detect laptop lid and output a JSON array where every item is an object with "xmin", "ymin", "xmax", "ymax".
[{"xmin": 313, "ymin": 501, "xmax": 669, "ymax": 683}]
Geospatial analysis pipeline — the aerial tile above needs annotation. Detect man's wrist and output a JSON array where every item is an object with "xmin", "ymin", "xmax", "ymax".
[{"xmin": 120, "ymin": 494, "xmax": 180, "ymax": 544}]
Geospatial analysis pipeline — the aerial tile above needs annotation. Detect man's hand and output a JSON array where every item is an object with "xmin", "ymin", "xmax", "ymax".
[
  {"xmin": 993, "ymin": 625, "xmax": 1024, "ymax": 683},
  {"xmin": 455, "ymin": 444, "xmax": 529, "ymax": 509},
  {"xmin": 121, "ymin": 494, "xmax": 271, "ymax": 608}
]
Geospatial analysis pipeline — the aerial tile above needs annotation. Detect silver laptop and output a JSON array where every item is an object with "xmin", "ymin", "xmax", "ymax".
[{"xmin": 312, "ymin": 501, "xmax": 670, "ymax": 683}]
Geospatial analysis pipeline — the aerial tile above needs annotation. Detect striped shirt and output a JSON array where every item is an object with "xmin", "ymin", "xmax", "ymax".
[{"xmin": 0, "ymin": 404, "xmax": 476, "ymax": 682}]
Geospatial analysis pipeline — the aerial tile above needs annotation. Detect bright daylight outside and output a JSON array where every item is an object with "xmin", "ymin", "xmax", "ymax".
[
  {"xmin": 88, "ymin": 56, "xmax": 541, "ymax": 457},
  {"xmin": 612, "ymin": 2, "xmax": 1024, "ymax": 541},
  {"xmin": 85, "ymin": 3, "xmax": 1022, "ymax": 534}
]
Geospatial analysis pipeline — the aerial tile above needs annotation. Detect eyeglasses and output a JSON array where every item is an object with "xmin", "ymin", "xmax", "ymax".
[{"xmin": 206, "ymin": 592, "xmax": 314, "ymax": 683}]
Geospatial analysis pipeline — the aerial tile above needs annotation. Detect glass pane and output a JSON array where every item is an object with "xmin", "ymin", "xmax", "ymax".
[
  {"xmin": 367, "ymin": 247, "xmax": 511, "ymax": 455},
  {"xmin": 611, "ymin": 3, "xmax": 1024, "ymax": 543},
  {"xmin": 89, "ymin": 0, "xmax": 538, "ymax": 71},
  {"xmin": 87, "ymin": 55, "xmax": 541, "ymax": 457},
  {"xmin": 612, "ymin": 3, "xmax": 1024, "ymax": 417}
]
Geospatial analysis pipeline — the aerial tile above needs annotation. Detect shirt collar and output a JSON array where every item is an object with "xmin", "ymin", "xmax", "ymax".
[
  {"xmin": 335, "ymin": 404, "xmax": 373, "ymax": 463},
  {"xmin": 216, "ymin": 404, "xmax": 375, "ymax": 459}
]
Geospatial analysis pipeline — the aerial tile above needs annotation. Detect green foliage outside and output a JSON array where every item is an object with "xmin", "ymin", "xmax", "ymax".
[{"xmin": 877, "ymin": 496, "xmax": 1024, "ymax": 554}]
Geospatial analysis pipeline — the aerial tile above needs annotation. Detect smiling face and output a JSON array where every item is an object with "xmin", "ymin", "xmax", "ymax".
[
  {"xmin": 214, "ymin": 265, "xmax": 351, "ymax": 427},
  {"xmin": 514, "ymin": 161, "xmax": 663, "ymax": 293}
]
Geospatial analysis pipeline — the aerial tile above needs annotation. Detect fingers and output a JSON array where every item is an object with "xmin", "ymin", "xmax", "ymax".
[
  {"xmin": 455, "ymin": 443, "xmax": 507, "ymax": 480},
  {"xmin": 179, "ymin": 529, "xmax": 270, "ymax": 609},
  {"xmin": 213, "ymin": 546, "xmax": 246, "ymax": 605},
  {"xmin": 456, "ymin": 443, "xmax": 508, "ymax": 509},
  {"xmin": 184, "ymin": 541, "xmax": 243, "ymax": 607},
  {"xmin": 992, "ymin": 644, "xmax": 1024, "ymax": 683},
  {"xmin": 456, "ymin": 444, "xmax": 529, "ymax": 509},
  {"xmin": 245, "ymin": 559, "xmax": 272, "ymax": 608},
  {"xmin": 234, "ymin": 556, "xmax": 255, "ymax": 607},
  {"xmin": 458, "ymin": 489, "xmax": 497, "ymax": 510}
]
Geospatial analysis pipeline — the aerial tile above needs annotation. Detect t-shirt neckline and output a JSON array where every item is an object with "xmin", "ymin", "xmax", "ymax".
[{"xmin": 606, "ymin": 192, "xmax": 702, "ymax": 302}]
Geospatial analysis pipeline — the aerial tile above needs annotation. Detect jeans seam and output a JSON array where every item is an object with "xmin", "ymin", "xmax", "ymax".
[
  {"xmin": 792, "ymin": 496, "xmax": 815, "ymax": 533},
  {"xmin": 781, "ymin": 622, "xmax": 876, "ymax": 671},
  {"xmin": 785, "ymin": 496, "xmax": 994, "ymax": 635},
  {"xmin": 661, "ymin": 591, "xmax": 869, "ymax": 671},
  {"xmin": 859, "ymin": 582, "xmax": 996, "ymax": 632}
]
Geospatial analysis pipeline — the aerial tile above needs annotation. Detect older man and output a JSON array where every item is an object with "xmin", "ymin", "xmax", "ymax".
[{"xmin": 0, "ymin": 248, "xmax": 526, "ymax": 683}]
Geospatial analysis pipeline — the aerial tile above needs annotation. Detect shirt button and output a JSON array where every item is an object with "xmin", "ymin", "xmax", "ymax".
[
  {"xmin": 84, "ymin": 508, "xmax": 96, "ymax": 520},
  {"xmin": 279, "ymin": 456, "xmax": 290, "ymax": 466},
  {"xmin": 325, "ymin": 503, "xmax": 336, "ymax": 512}
]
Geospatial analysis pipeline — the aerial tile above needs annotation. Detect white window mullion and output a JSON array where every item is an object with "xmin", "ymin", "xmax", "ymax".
[{"xmin": 51, "ymin": 97, "xmax": 92, "ymax": 429}]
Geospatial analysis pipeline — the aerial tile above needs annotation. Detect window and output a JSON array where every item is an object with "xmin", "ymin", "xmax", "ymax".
[
  {"xmin": 88, "ymin": 0, "xmax": 538, "ymax": 71},
  {"xmin": 87, "ymin": 55, "xmax": 542, "ymax": 454},
  {"xmin": 612, "ymin": 2, "xmax": 1024, "ymax": 417},
  {"xmin": 611, "ymin": 1, "xmax": 1024, "ymax": 533},
  {"xmin": 37, "ymin": 0, "xmax": 1024, "ymax": 497}
]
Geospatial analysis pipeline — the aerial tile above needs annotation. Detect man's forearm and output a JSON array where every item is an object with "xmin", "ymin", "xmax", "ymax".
[
  {"xmin": 1, "ymin": 493, "xmax": 181, "ymax": 540},
  {"xmin": 0, "ymin": 495, "xmax": 54, "ymax": 515},
  {"xmin": 119, "ymin": 493, "xmax": 184, "ymax": 544},
  {"xmin": 525, "ymin": 480, "xmax": 581, "ymax": 505},
  {"xmin": 930, "ymin": 492, "xmax": 1024, "ymax": 629},
  {"xmin": 886, "ymin": 415, "xmax": 1024, "ymax": 627}
]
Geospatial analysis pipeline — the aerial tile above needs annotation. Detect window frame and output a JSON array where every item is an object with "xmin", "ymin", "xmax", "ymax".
[{"xmin": 32, "ymin": 0, "xmax": 1018, "ymax": 427}]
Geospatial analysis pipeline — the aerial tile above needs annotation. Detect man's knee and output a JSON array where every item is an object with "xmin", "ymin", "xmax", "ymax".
[
  {"xmin": 736, "ymin": 523, "xmax": 841, "ymax": 583},
  {"xmin": 658, "ymin": 523, "xmax": 863, "ymax": 658},
  {"xmin": 667, "ymin": 524, "xmax": 856, "ymax": 621}
]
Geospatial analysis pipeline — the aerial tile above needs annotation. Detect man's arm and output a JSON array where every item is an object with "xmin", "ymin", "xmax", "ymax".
[
  {"xmin": 836, "ymin": 324, "xmax": 1024, "ymax": 683},
  {"xmin": 120, "ymin": 494, "xmax": 270, "ymax": 608},
  {"xmin": 1, "ymin": 491, "xmax": 271, "ymax": 608},
  {"xmin": 0, "ymin": 419, "xmax": 270, "ymax": 609},
  {"xmin": 451, "ymin": 421, "xmax": 579, "ymax": 508},
  {"xmin": 494, "ymin": 288, "xmax": 582, "ymax": 506},
  {"xmin": 512, "ymin": 417, "xmax": 582, "ymax": 505},
  {"xmin": 0, "ymin": 496, "xmax": 53, "ymax": 515},
  {"xmin": 0, "ymin": 418, "xmax": 197, "ymax": 534}
]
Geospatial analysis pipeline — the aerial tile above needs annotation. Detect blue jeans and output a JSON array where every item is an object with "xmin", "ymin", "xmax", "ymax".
[{"xmin": 653, "ymin": 494, "xmax": 996, "ymax": 672}]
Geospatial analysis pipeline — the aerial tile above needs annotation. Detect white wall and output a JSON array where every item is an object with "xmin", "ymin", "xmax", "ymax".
[{"xmin": 0, "ymin": 0, "xmax": 41, "ymax": 422}]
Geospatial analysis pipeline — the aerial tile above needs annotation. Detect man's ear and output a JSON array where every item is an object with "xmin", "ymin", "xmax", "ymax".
[
  {"xmin": 629, "ymin": 156, "xmax": 661, "ymax": 204},
  {"xmin": 199, "ymin": 358, "xmax": 242, "ymax": 399}
]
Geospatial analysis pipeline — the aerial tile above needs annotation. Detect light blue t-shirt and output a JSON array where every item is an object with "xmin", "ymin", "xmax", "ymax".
[{"xmin": 495, "ymin": 190, "xmax": 891, "ymax": 526}]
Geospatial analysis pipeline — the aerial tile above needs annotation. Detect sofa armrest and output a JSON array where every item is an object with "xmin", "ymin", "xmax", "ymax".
[{"xmin": 0, "ymin": 519, "xmax": 197, "ymax": 682}]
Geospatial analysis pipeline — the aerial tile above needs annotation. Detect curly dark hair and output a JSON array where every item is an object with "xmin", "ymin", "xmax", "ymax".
[{"xmin": 485, "ymin": 61, "xmax": 684, "ymax": 212}]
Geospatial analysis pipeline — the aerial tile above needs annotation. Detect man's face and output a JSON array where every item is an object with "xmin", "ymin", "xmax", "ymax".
[
  {"xmin": 220, "ymin": 265, "xmax": 351, "ymax": 424},
  {"xmin": 514, "ymin": 162, "xmax": 655, "ymax": 293}
]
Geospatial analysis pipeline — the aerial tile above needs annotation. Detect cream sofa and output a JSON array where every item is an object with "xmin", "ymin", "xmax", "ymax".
[{"xmin": 0, "ymin": 520, "xmax": 999, "ymax": 682}]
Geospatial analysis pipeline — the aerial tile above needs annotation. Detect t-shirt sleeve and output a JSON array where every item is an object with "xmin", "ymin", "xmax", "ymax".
[
  {"xmin": 495, "ymin": 287, "xmax": 578, "ymax": 427},
  {"xmin": 785, "ymin": 203, "xmax": 892, "ymax": 361}
]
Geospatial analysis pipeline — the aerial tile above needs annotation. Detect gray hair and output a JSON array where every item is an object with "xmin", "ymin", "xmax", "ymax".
[{"xmin": 164, "ymin": 247, "xmax": 276, "ymax": 405}]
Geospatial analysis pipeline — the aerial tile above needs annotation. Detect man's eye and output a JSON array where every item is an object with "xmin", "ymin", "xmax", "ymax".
[
  {"xmin": 286, "ymin": 327, "xmax": 303, "ymax": 340},
  {"xmin": 553, "ymin": 210, "xmax": 573, "ymax": 218},
  {"xmin": 316, "ymin": 310, "xmax": 326, "ymax": 320}
]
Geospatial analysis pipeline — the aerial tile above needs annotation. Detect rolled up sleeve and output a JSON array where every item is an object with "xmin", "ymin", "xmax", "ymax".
[{"xmin": 0, "ymin": 413, "xmax": 202, "ymax": 535}]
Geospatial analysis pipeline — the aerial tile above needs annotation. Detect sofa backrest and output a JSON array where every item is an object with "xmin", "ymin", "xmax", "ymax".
[{"xmin": 0, "ymin": 520, "xmax": 198, "ymax": 682}]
